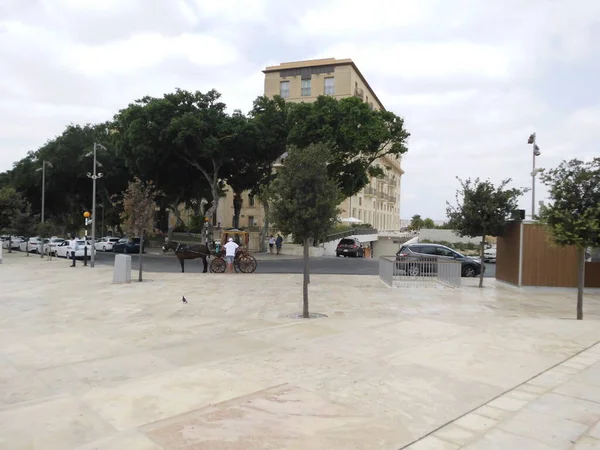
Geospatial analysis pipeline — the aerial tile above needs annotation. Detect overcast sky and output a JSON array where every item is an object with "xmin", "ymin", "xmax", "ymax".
[{"xmin": 1, "ymin": 0, "xmax": 599, "ymax": 221}]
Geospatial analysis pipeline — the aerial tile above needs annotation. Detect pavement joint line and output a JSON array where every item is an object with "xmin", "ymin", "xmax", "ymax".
[{"xmin": 396, "ymin": 337, "xmax": 600, "ymax": 450}]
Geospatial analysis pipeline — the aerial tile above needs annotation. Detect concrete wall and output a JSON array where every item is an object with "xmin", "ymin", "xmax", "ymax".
[{"xmin": 418, "ymin": 229, "xmax": 482, "ymax": 245}]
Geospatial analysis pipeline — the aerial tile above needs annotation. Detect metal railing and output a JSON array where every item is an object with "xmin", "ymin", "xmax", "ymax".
[{"xmin": 379, "ymin": 256, "xmax": 461, "ymax": 288}]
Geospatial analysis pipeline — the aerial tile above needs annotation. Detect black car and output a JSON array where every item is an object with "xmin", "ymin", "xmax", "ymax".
[
  {"xmin": 112, "ymin": 238, "xmax": 145, "ymax": 254},
  {"xmin": 395, "ymin": 243, "xmax": 483, "ymax": 277},
  {"xmin": 336, "ymin": 238, "xmax": 364, "ymax": 257}
]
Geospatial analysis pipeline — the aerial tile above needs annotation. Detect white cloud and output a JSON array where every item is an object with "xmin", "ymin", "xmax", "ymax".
[
  {"xmin": 295, "ymin": 0, "xmax": 433, "ymax": 36},
  {"xmin": 1, "ymin": 0, "xmax": 599, "ymax": 222}
]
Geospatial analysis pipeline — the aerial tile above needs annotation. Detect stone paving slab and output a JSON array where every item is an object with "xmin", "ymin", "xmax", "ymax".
[
  {"xmin": 406, "ymin": 345, "xmax": 600, "ymax": 449},
  {"xmin": 1, "ymin": 253, "xmax": 600, "ymax": 449}
]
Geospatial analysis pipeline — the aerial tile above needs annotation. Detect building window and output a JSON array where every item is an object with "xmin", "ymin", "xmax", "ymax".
[
  {"xmin": 248, "ymin": 194, "xmax": 255, "ymax": 206},
  {"xmin": 358, "ymin": 197, "xmax": 362, "ymax": 206},
  {"xmin": 248, "ymin": 216, "xmax": 255, "ymax": 226},
  {"xmin": 301, "ymin": 79, "xmax": 311, "ymax": 96},
  {"xmin": 324, "ymin": 77, "xmax": 334, "ymax": 95},
  {"xmin": 280, "ymin": 81, "xmax": 290, "ymax": 98}
]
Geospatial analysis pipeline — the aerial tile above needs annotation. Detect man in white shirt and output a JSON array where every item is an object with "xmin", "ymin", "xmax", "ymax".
[
  {"xmin": 224, "ymin": 237, "xmax": 239, "ymax": 273},
  {"xmin": 69, "ymin": 235, "xmax": 79, "ymax": 267}
]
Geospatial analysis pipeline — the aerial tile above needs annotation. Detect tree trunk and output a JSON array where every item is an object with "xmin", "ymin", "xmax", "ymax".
[
  {"xmin": 138, "ymin": 230, "xmax": 144, "ymax": 282},
  {"xmin": 577, "ymin": 246, "xmax": 585, "ymax": 320},
  {"xmin": 303, "ymin": 237, "xmax": 310, "ymax": 318},
  {"xmin": 260, "ymin": 199, "xmax": 270, "ymax": 253},
  {"xmin": 202, "ymin": 190, "xmax": 219, "ymax": 245},
  {"xmin": 232, "ymin": 191, "xmax": 243, "ymax": 228},
  {"xmin": 479, "ymin": 238, "xmax": 485, "ymax": 288}
]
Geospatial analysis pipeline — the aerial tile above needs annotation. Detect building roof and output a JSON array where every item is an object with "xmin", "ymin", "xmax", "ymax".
[{"xmin": 263, "ymin": 58, "xmax": 385, "ymax": 111}]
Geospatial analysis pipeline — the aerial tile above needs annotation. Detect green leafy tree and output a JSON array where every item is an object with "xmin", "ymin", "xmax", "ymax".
[
  {"xmin": 0, "ymin": 186, "xmax": 26, "ymax": 232},
  {"xmin": 423, "ymin": 218, "xmax": 435, "ymax": 229},
  {"xmin": 269, "ymin": 144, "xmax": 342, "ymax": 318},
  {"xmin": 447, "ymin": 178, "xmax": 525, "ymax": 287},
  {"xmin": 286, "ymin": 95, "xmax": 409, "ymax": 197},
  {"xmin": 223, "ymin": 96, "xmax": 289, "ymax": 228},
  {"xmin": 540, "ymin": 158, "xmax": 600, "ymax": 320},
  {"xmin": 410, "ymin": 215, "xmax": 424, "ymax": 230},
  {"xmin": 114, "ymin": 89, "xmax": 231, "ymax": 243},
  {"xmin": 120, "ymin": 178, "xmax": 161, "ymax": 282},
  {"xmin": 11, "ymin": 207, "xmax": 37, "ymax": 241}
]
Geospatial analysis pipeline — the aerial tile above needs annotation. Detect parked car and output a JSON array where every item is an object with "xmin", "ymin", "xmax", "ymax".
[
  {"xmin": 19, "ymin": 237, "xmax": 42, "ymax": 252},
  {"xmin": 336, "ymin": 238, "xmax": 364, "ymax": 257},
  {"xmin": 48, "ymin": 237, "xmax": 66, "ymax": 255},
  {"xmin": 395, "ymin": 243, "xmax": 484, "ymax": 278},
  {"xmin": 112, "ymin": 237, "xmax": 145, "ymax": 254},
  {"xmin": 55, "ymin": 239, "xmax": 95, "ymax": 259},
  {"xmin": 94, "ymin": 237, "xmax": 120, "ymax": 252},
  {"xmin": 1, "ymin": 236, "xmax": 24, "ymax": 249},
  {"xmin": 30, "ymin": 238, "xmax": 50, "ymax": 254},
  {"xmin": 483, "ymin": 247, "xmax": 497, "ymax": 263}
]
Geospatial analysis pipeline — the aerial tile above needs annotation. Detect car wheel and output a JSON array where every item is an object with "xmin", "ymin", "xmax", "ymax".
[
  {"xmin": 462, "ymin": 266, "xmax": 477, "ymax": 277},
  {"xmin": 407, "ymin": 265, "xmax": 420, "ymax": 276},
  {"xmin": 103, "ymin": 245, "xmax": 106, "ymax": 251}
]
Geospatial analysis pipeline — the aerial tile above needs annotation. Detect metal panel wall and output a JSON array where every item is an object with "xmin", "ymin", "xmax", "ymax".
[
  {"xmin": 522, "ymin": 224, "xmax": 579, "ymax": 287},
  {"xmin": 496, "ymin": 222, "xmax": 521, "ymax": 285}
]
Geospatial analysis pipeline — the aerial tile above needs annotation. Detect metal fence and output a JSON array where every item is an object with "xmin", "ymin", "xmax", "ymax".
[{"xmin": 379, "ymin": 256, "xmax": 462, "ymax": 288}]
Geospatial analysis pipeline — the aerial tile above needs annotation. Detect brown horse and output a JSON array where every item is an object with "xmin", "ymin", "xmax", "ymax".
[{"xmin": 162, "ymin": 238, "xmax": 209, "ymax": 273}]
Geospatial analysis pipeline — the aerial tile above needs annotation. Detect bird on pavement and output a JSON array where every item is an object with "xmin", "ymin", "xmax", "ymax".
[{"xmin": 182, "ymin": 296, "xmax": 188, "ymax": 304}]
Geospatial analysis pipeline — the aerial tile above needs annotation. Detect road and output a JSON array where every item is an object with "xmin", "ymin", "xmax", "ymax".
[{"xmin": 91, "ymin": 252, "xmax": 496, "ymax": 277}]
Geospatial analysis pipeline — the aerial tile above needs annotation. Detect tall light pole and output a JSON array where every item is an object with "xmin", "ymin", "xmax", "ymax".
[
  {"xmin": 86, "ymin": 143, "xmax": 105, "ymax": 268},
  {"xmin": 527, "ymin": 133, "xmax": 541, "ymax": 219},
  {"xmin": 36, "ymin": 160, "xmax": 53, "ymax": 257}
]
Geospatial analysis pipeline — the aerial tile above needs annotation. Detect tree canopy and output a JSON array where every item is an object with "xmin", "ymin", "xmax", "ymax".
[
  {"xmin": 540, "ymin": 158, "xmax": 600, "ymax": 320},
  {"xmin": 287, "ymin": 95, "xmax": 409, "ymax": 197},
  {"xmin": 447, "ymin": 177, "xmax": 525, "ymax": 287}
]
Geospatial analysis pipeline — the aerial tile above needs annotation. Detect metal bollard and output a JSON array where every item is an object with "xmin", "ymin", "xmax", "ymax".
[{"xmin": 84, "ymin": 246, "xmax": 88, "ymax": 266}]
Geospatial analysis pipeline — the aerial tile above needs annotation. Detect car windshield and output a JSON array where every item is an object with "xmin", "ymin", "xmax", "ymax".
[
  {"xmin": 339, "ymin": 239, "xmax": 355, "ymax": 245},
  {"xmin": 76, "ymin": 240, "xmax": 85, "ymax": 245},
  {"xmin": 118, "ymin": 239, "xmax": 127, "ymax": 243},
  {"xmin": 109, "ymin": 238, "xmax": 119, "ymax": 242}
]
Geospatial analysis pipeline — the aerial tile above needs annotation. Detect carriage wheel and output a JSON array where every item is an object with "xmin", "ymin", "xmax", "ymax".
[
  {"xmin": 210, "ymin": 257, "xmax": 226, "ymax": 273},
  {"xmin": 235, "ymin": 255, "xmax": 256, "ymax": 274},
  {"xmin": 247, "ymin": 255, "xmax": 257, "ymax": 273}
]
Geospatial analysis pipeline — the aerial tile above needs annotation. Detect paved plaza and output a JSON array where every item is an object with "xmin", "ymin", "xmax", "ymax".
[{"xmin": 1, "ymin": 252, "xmax": 600, "ymax": 449}]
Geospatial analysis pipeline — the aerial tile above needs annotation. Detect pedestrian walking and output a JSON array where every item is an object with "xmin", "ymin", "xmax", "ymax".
[
  {"xmin": 275, "ymin": 234, "xmax": 283, "ymax": 255},
  {"xmin": 69, "ymin": 235, "xmax": 79, "ymax": 267},
  {"xmin": 224, "ymin": 238, "xmax": 238, "ymax": 273},
  {"xmin": 268, "ymin": 235, "xmax": 275, "ymax": 254}
]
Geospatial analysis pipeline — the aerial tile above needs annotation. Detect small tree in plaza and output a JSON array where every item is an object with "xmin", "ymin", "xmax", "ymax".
[
  {"xmin": 447, "ymin": 178, "xmax": 525, "ymax": 288},
  {"xmin": 120, "ymin": 178, "xmax": 160, "ymax": 282},
  {"xmin": 540, "ymin": 158, "xmax": 600, "ymax": 320},
  {"xmin": 268, "ymin": 144, "xmax": 341, "ymax": 318}
]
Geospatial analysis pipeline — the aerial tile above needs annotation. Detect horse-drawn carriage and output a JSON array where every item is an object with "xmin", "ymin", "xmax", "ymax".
[
  {"xmin": 162, "ymin": 228, "xmax": 257, "ymax": 274},
  {"xmin": 209, "ymin": 229, "xmax": 257, "ymax": 273}
]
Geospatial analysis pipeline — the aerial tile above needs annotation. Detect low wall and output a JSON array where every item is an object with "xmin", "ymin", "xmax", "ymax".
[
  {"xmin": 278, "ymin": 243, "xmax": 324, "ymax": 257},
  {"xmin": 418, "ymin": 229, "xmax": 482, "ymax": 245}
]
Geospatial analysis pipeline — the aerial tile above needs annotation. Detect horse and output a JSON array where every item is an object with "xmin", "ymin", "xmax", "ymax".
[{"xmin": 162, "ymin": 238, "xmax": 210, "ymax": 273}]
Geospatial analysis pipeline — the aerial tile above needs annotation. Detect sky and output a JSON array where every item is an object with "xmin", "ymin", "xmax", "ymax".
[{"xmin": 1, "ymin": 0, "xmax": 599, "ymax": 221}]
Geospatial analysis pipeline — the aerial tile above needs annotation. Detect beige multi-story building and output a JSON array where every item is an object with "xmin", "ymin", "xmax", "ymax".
[{"xmin": 215, "ymin": 57, "xmax": 403, "ymax": 231}]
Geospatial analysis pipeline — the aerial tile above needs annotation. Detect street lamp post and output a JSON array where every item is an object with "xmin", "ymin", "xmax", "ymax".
[
  {"xmin": 36, "ymin": 160, "xmax": 53, "ymax": 257},
  {"xmin": 87, "ymin": 143, "xmax": 105, "ymax": 268},
  {"xmin": 527, "ymin": 133, "xmax": 541, "ymax": 219}
]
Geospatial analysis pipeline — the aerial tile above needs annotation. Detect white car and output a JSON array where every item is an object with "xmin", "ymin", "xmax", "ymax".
[
  {"xmin": 1, "ymin": 236, "xmax": 23, "ymax": 249},
  {"xmin": 55, "ymin": 240, "xmax": 95, "ymax": 259},
  {"xmin": 94, "ymin": 237, "xmax": 120, "ymax": 252},
  {"xmin": 19, "ymin": 237, "xmax": 42, "ymax": 252},
  {"xmin": 484, "ymin": 247, "xmax": 497, "ymax": 263},
  {"xmin": 48, "ymin": 237, "xmax": 66, "ymax": 255}
]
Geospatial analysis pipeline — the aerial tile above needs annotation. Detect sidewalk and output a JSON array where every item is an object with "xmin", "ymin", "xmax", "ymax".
[
  {"xmin": 1, "ymin": 252, "xmax": 600, "ymax": 449},
  {"xmin": 406, "ymin": 345, "xmax": 600, "ymax": 449}
]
